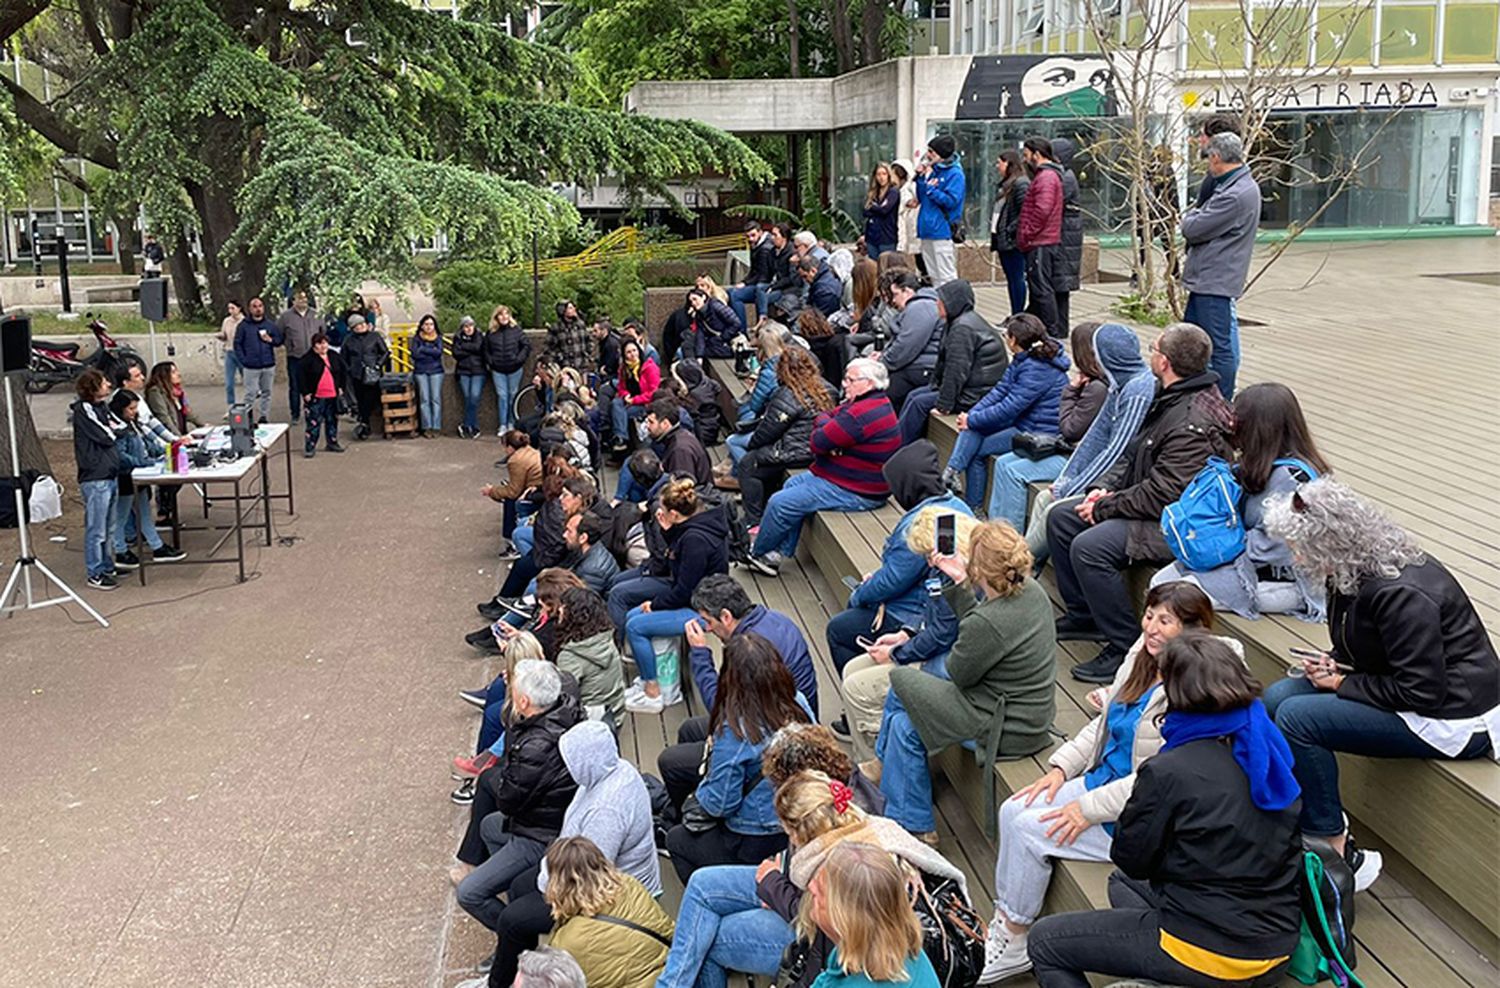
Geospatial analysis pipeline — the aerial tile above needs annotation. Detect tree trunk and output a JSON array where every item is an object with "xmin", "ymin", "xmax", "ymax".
[
  {"xmin": 786, "ymin": 0, "xmax": 801, "ymax": 77},
  {"xmin": 167, "ymin": 237, "xmax": 205, "ymax": 321},
  {"xmin": 826, "ymin": 0, "xmax": 856, "ymax": 74},
  {"xmin": 859, "ymin": 0, "xmax": 888, "ymax": 66},
  {"xmin": 113, "ymin": 212, "xmax": 137, "ymax": 275}
]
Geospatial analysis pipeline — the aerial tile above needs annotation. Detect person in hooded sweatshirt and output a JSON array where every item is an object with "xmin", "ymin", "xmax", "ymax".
[
  {"xmin": 941, "ymin": 313, "xmax": 1070, "ymax": 512},
  {"xmin": 621, "ymin": 477, "xmax": 730, "ymax": 715},
  {"xmin": 825, "ymin": 441, "xmax": 972, "ymax": 680},
  {"xmin": 877, "ymin": 271, "xmax": 943, "ymax": 411},
  {"xmin": 895, "ymin": 278, "xmax": 1009, "ymax": 444},
  {"xmin": 476, "ymin": 722, "xmax": 663, "ymax": 988},
  {"xmin": 914, "ymin": 134, "xmax": 966, "ymax": 288}
]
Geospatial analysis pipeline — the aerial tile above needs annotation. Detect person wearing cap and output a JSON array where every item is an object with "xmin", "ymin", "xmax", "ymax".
[
  {"xmin": 341, "ymin": 312, "xmax": 390, "ymax": 439},
  {"xmin": 452, "ymin": 315, "xmax": 487, "ymax": 438},
  {"xmin": 914, "ymin": 134, "xmax": 966, "ymax": 288}
]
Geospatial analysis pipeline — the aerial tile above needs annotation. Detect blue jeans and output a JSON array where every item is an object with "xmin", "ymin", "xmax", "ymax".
[
  {"xmin": 1263, "ymin": 677, "xmax": 1493, "ymax": 837},
  {"xmin": 867, "ymin": 241, "xmax": 895, "ymax": 261},
  {"xmin": 478, "ymin": 677, "xmax": 508, "ymax": 754},
  {"xmin": 752, "ymin": 472, "xmax": 886, "ymax": 559},
  {"xmin": 459, "ymin": 373, "xmax": 485, "ymax": 433},
  {"xmin": 1183, "ymin": 293, "xmax": 1239, "ymax": 400},
  {"xmin": 80, "ymin": 479, "xmax": 117, "ymax": 578},
  {"xmin": 658, "ymin": 865, "xmax": 793, "ymax": 988},
  {"xmin": 896, "ymin": 385, "xmax": 940, "ymax": 444},
  {"xmin": 113, "ymin": 489, "xmax": 163, "ymax": 552},
  {"xmin": 875, "ymin": 691, "xmax": 936, "ymax": 833},
  {"xmin": 512, "ymin": 521, "xmax": 535, "ymax": 557},
  {"xmin": 612, "ymin": 395, "xmax": 647, "ymax": 442},
  {"xmin": 625, "ymin": 605, "xmax": 696, "ymax": 681},
  {"xmin": 614, "ymin": 471, "xmax": 649, "ymax": 504},
  {"xmin": 726, "ymin": 431, "xmax": 751, "ymax": 468},
  {"xmin": 998, "ymin": 249, "xmax": 1027, "ymax": 314},
  {"xmin": 223, "ymin": 349, "xmax": 242, "ymax": 406},
  {"xmin": 987, "ymin": 451, "xmax": 1067, "ymax": 529},
  {"xmin": 608, "ymin": 569, "xmax": 673, "ymax": 628},
  {"xmin": 415, "ymin": 372, "xmax": 444, "ymax": 431},
  {"xmin": 947, "ymin": 427, "xmax": 1019, "ymax": 512},
  {"xmin": 727, "ymin": 283, "xmax": 768, "ymax": 329},
  {"xmin": 492, "ymin": 369, "xmax": 524, "ymax": 430}
]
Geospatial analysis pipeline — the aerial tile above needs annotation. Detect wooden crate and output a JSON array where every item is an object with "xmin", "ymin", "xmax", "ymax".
[{"xmin": 380, "ymin": 386, "xmax": 418, "ymax": 438}]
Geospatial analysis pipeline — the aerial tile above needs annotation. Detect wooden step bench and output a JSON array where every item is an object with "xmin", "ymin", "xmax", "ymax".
[
  {"xmin": 706, "ymin": 357, "xmax": 749, "ymax": 430},
  {"xmin": 380, "ymin": 385, "xmax": 418, "ymax": 438}
]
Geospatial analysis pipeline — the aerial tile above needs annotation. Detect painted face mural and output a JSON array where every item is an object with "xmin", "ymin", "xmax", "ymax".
[{"xmin": 954, "ymin": 55, "xmax": 1116, "ymax": 119}]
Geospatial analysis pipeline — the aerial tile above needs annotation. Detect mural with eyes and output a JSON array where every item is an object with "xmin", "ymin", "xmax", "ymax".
[{"xmin": 954, "ymin": 55, "xmax": 1116, "ymax": 119}]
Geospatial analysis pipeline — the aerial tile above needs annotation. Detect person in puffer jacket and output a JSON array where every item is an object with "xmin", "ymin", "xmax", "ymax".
[
  {"xmin": 738, "ymin": 346, "xmax": 837, "ymax": 526},
  {"xmin": 942, "ymin": 313, "xmax": 1070, "ymax": 511},
  {"xmin": 878, "ymin": 271, "xmax": 943, "ymax": 410},
  {"xmin": 484, "ymin": 305, "xmax": 532, "ymax": 432},
  {"xmin": 686, "ymin": 288, "xmax": 744, "ymax": 359},
  {"xmin": 896, "ymin": 278, "xmax": 1009, "ymax": 443}
]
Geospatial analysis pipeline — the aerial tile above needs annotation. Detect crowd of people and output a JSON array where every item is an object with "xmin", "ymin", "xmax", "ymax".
[{"xmin": 72, "ymin": 119, "xmax": 1499, "ymax": 988}]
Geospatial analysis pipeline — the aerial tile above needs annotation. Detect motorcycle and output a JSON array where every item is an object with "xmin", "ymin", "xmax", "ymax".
[{"xmin": 26, "ymin": 315, "xmax": 137, "ymax": 393}]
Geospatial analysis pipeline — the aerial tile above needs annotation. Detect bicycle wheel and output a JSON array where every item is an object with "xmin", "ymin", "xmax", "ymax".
[{"xmin": 512, "ymin": 384, "xmax": 539, "ymax": 423}]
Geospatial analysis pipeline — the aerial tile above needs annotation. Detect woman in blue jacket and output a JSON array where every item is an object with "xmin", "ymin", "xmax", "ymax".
[
  {"xmin": 411, "ymin": 313, "xmax": 445, "ymax": 438},
  {"xmin": 663, "ymin": 633, "xmax": 813, "ymax": 883},
  {"xmin": 941, "ymin": 313, "xmax": 1070, "ymax": 512}
]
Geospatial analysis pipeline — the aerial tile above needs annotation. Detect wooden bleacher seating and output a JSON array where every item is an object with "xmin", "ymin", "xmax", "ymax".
[{"xmin": 684, "ymin": 356, "xmax": 1500, "ymax": 986}]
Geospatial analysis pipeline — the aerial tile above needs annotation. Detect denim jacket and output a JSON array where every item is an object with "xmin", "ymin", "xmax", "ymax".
[
  {"xmin": 696, "ymin": 693, "xmax": 815, "ymax": 835},
  {"xmin": 890, "ymin": 574, "xmax": 960, "ymax": 677},
  {"xmin": 848, "ymin": 492, "xmax": 971, "ymax": 626}
]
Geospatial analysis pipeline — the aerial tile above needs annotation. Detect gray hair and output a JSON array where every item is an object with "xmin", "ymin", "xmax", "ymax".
[
  {"xmin": 512, "ymin": 658, "xmax": 562, "ymax": 709},
  {"xmin": 759, "ymin": 322, "xmax": 792, "ymax": 358},
  {"xmin": 793, "ymin": 230, "xmax": 817, "ymax": 248},
  {"xmin": 515, "ymin": 947, "xmax": 586, "ymax": 988},
  {"xmin": 1206, "ymin": 132, "xmax": 1245, "ymax": 165},
  {"xmin": 1263, "ymin": 477, "xmax": 1425, "ymax": 596},
  {"xmin": 847, "ymin": 357, "xmax": 889, "ymax": 390}
]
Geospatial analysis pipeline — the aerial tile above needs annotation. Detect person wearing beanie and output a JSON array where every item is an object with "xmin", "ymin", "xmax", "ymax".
[
  {"xmin": 914, "ymin": 135, "xmax": 966, "ymax": 288},
  {"xmin": 340, "ymin": 311, "xmax": 390, "ymax": 439}
]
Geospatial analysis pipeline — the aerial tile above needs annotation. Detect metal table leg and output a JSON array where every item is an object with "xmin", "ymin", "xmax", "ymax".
[{"xmin": 233, "ymin": 478, "xmax": 246, "ymax": 583}]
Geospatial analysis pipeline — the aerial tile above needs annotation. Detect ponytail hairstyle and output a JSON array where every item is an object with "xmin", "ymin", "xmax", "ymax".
[{"xmin": 1003, "ymin": 312, "xmax": 1060, "ymax": 360}]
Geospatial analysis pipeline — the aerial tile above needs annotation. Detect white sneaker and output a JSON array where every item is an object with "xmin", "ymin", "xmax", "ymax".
[
  {"xmin": 1350, "ymin": 847, "xmax": 1383, "ymax": 893},
  {"xmin": 625, "ymin": 691, "xmax": 666, "ymax": 715},
  {"xmin": 453, "ymin": 976, "xmax": 489, "ymax": 988},
  {"xmin": 977, "ymin": 921, "xmax": 1030, "ymax": 984}
]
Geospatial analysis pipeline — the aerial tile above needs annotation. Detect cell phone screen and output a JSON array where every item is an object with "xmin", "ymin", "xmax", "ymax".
[{"xmin": 935, "ymin": 513, "xmax": 957, "ymax": 557}]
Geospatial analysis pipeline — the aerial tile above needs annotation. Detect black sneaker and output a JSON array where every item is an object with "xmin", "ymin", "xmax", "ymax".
[
  {"xmin": 303, "ymin": 448, "xmax": 316, "ymax": 459},
  {"xmin": 466, "ymin": 628, "xmax": 503, "ymax": 655},
  {"xmin": 829, "ymin": 715, "xmax": 852, "ymax": 739},
  {"xmin": 477, "ymin": 597, "xmax": 507, "ymax": 621},
  {"xmin": 1055, "ymin": 614, "xmax": 1108, "ymax": 642},
  {"xmin": 450, "ymin": 778, "xmax": 476, "ymax": 805},
  {"xmin": 459, "ymin": 688, "xmax": 488, "ymax": 710},
  {"xmin": 476, "ymin": 951, "xmax": 495, "ymax": 974},
  {"xmin": 151, "ymin": 545, "xmax": 187, "ymax": 562},
  {"xmin": 87, "ymin": 572, "xmax": 119, "ymax": 591},
  {"xmin": 1071, "ymin": 644, "xmax": 1128, "ymax": 684},
  {"xmin": 113, "ymin": 551, "xmax": 141, "ymax": 571},
  {"xmin": 326, "ymin": 442, "xmax": 345, "ymax": 453}
]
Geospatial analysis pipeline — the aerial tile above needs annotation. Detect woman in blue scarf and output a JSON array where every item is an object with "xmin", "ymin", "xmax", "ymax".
[{"xmin": 1026, "ymin": 631, "xmax": 1304, "ymax": 988}]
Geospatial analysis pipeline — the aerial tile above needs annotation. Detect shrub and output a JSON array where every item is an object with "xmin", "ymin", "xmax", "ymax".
[{"xmin": 432, "ymin": 256, "xmax": 646, "ymax": 329}]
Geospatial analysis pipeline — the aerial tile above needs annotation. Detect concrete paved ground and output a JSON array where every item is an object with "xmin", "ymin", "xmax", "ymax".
[{"xmin": 1, "ymin": 429, "xmax": 505, "ymax": 987}]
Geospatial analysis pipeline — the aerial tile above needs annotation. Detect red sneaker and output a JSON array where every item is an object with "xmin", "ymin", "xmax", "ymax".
[{"xmin": 451, "ymin": 750, "xmax": 497, "ymax": 780}]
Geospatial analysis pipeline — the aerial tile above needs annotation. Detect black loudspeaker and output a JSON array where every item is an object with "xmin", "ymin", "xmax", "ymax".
[
  {"xmin": 0, "ymin": 315, "xmax": 32, "ymax": 373},
  {"xmin": 140, "ymin": 277, "xmax": 169, "ymax": 322}
]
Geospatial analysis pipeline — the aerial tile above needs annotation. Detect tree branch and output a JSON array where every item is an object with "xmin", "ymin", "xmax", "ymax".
[
  {"xmin": 0, "ymin": 0, "xmax": 50, "ymax": 44},
  {"xmin": 0, "ymin": 75, "xmax": 120, "ymax": 168}
]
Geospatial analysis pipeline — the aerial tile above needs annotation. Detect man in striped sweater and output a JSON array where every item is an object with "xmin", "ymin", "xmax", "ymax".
[{"xmin": 745, "ymin": 358, "xmax": 900, "ymax": 577}]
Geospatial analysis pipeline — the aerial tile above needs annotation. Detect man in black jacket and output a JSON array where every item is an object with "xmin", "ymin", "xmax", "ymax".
[
  {"xmin": 728, "ymin": 221, "xmax": 777, "ymax": 328},
  {"xmin": 646, "ymin": 394, "xmax": 713, "ymax": 488},
  {"xmin": 565, "ymin": 510, "xmax": 620, "ymax": 594},
  {"xmin": 1047, "ymin": 323, "xmax": 1232, "ymax": 682},
  {"xmin": 764, "ymin": 222, "xmax": 800, "ymax": 319},
  {"xmin": 895, "ymin": 279, "xmax": 1009, "ymax": 443},
  {"xmin": 456, "ymin": 659, "xmax": 581, "ymax": 932}
]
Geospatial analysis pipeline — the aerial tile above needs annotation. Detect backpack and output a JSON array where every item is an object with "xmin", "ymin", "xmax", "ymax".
[
  {"xmin": 1162, "ymin": 457, "xmax": 1315, "ymax": 572},
  {"xmin": 721, "ymin": 496, "xmax": 755, "ymax": 564},
  {"xmin": 1288, "ymin": 843, "xmax": 1362, "ymax": 987}
]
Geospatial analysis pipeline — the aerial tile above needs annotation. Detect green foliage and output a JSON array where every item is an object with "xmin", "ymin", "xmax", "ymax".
[
  {"xmin": 432, "ymin": 257, "xmax": 645, "ymax": 329},
  {"xmin": 725, "ymin": 139, "xmax": 856, "ymax": 241},
  {"xmin": 0, "ymin": 100, "xmax": 51, "ymax": 202},
  {"xmin": 1111, "ymin": 291, "xmax": 1174, "ymax": 328}
]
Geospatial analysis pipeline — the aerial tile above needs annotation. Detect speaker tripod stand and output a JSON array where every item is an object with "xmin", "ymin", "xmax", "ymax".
[{"xmin": 1, "ymin": 373, "xmax": 108, "ymax": 627}]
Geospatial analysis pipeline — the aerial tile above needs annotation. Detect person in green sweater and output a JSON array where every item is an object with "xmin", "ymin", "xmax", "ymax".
[
  {"xmin": 871, "ymin": 520, "xmax": 1057, "ymax": 841},
  {"xmin": 803, "ymin": 841, "xmax": 940, "ymax": 988},
  {"xmin": 553, "ymin": 586, "xmax": 626, "ymax": 728}
]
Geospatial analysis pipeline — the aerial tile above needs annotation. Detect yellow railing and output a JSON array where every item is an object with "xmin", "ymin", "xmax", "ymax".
[
  {"xmin": 388, "ymin": 323, "xmax": 416, "ymax": 373},
  {"xmin": 517, "ymin": 226, "xmax": 748, "ymax": 275}
]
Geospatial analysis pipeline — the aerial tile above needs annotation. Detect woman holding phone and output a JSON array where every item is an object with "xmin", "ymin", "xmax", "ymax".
[{"xmin": 1262, "ymin": 478, "xmax": 1499, "ymax": 893}]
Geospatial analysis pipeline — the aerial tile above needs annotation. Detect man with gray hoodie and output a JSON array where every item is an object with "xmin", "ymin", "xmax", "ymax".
[
  {"xmin": 879, "ymin": 271, "xmax": 944, "ymax": 411},
  {"xmin": 476, "ymin": 721, "xmax": 662, "ymax": 988}
]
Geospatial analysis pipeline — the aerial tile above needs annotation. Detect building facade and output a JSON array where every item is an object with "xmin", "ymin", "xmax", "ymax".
[{"xmin": 628, "ymin": 0, "xmax": 1500, "ymax": 237}]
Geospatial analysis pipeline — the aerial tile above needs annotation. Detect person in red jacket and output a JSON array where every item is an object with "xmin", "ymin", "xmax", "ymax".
[
  {"xmin": 608, "ymin": 339, "xmax": 660, "ymax": 450},
  {"xmin": 745, "ymin": 358, "xmax": 899, "ymax": 577},
  {"xmin": 1017, "ymin": 137, "xmax": 1067, "ymax": 338}
]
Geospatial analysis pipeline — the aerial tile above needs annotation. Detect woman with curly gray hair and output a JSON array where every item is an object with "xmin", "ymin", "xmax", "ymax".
[{"xmin": 1262, "ymin": 477, "xmax": 1499, "ymax": 891}]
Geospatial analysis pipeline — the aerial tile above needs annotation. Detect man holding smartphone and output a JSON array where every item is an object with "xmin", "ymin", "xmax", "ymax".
[{"xmin": 914, "ymin": 135, "xmax": 966, "ymax": 288}]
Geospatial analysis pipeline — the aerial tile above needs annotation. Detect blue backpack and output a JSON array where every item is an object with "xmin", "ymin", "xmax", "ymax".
[{"xmin": 1162, "ymin": 457, "xmax": 1315, "ymax": 572}]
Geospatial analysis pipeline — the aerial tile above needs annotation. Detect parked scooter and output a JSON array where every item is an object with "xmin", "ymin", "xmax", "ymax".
[{"xmin": 26, "ymin": 315, "xmax": 138, "ymax": 393}]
